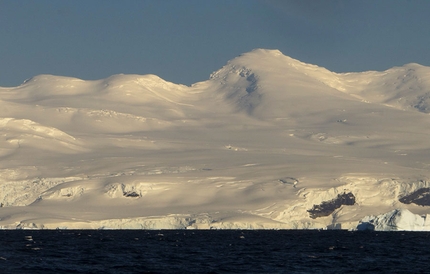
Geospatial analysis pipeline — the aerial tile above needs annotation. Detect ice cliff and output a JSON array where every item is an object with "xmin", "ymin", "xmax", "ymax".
[{"xmin": 357, "ymin": 209, "xmax": 430, "ymax": 231}]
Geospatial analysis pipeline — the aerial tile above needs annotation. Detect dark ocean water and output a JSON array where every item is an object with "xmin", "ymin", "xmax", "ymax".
[{"xmin": 0, "ymin": 230, "xmax": 429, "ymax": 274}]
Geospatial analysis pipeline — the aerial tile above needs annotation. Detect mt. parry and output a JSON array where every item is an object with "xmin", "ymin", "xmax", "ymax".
[{"xmin": 1, "ymin": 49, "xmax": 430, "ymax": 230}]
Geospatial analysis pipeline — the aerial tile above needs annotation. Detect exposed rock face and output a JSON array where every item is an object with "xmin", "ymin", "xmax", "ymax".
[
  {"xmin": 123, "ymin": 191, "xmax": 140, "ymax": 198},
  {"xmin": 307, "ymin": 192, "xmax": 356, "ymax": 219},
  {"xmin": 399, "ymin": 188, "xmax": 430, "ymax": 206},
  {"xmin": 413, "ymin": 92, "xmax": 430, "ymax": 113},
  {"xmin": 278, "ymin": 177, "xmax": 298, "ymax": 187}
]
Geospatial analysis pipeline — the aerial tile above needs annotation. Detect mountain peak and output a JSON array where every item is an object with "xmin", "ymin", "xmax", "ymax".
[
  {"xmin": 21, "ymin": 74, "xmax": 84, "ymax": 86},
  {"xmin": 211, "ymin": 49, "xmax": 298, "ymax": 80},
  {"xmin": 233, "ymin": 48, "xmax": 304, "ymax": 66},
  {"xmin": 210, "ymin": 48, "xmax": 331, "ymax": 82},
  {"xmin": 242, "ymin": 48, "xmax": 284, "ymax": 57}
]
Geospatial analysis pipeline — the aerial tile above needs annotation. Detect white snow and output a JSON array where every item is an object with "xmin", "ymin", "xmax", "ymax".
[{"xmin": 1, "ymin": 48, "xmax": 430, "ymax": 230}]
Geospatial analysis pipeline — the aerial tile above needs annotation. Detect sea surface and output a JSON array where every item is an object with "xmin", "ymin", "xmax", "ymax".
[{"xmin": 0, "ymin": 230, "xmax": 429, "ymax": 273}]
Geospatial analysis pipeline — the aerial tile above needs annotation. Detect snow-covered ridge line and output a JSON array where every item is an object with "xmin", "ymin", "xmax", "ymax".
[{"xmin": 1, "ymin": 49, "xmax": 430, "ymax": 230}]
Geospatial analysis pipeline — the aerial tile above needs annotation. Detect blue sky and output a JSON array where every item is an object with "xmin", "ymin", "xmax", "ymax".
[{"xmin": 1, "ymin": 0, "xmax": 430, "ymax": 86}]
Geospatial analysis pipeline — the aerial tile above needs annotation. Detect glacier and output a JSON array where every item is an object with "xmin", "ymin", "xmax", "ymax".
[{"xmin": 1, "ymin": 49, "xmax": 430, "ymax": 230}]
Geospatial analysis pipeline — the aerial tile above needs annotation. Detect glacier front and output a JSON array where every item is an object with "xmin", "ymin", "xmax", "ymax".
[{"xmin": 357, "ymin": 209, "xmax": 430, "ymax": 231}]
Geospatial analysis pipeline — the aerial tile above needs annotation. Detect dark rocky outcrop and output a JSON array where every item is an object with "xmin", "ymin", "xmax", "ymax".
[
  {"xmin": 307, "ymin": 192, "xmax": 356, "ymax": 219},
  {"xmin": 123, "ymin": 191, "xmax": 140, "ymax": 198},
  {"xmin": 399, "ymin": 188, "xmax": 430, "ymax": 206},
  {"xmin": 279, "ymin": 177, "xmax": 298, "ymax": 187}
]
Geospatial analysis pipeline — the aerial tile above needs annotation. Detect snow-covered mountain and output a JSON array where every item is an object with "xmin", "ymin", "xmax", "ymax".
[{"xmin": 1, "ymin": 49, "xmax": 430, "ymax": 230}]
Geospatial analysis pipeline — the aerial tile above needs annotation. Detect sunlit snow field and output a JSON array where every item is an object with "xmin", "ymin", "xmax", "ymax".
[{"xmin": 1, "ymin": 49, "xmax": 430, "ymax": 230}]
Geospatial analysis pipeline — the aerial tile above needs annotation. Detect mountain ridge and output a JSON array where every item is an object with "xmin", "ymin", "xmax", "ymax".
[{"xmin": 3, "ymin": 48, "xmax": 430, "ymax": 115}]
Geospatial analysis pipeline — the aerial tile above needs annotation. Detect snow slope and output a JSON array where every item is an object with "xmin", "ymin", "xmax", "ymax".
[{"xmin": 1, "ymin": 49, "xmax": 430, "ymax": 230}]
